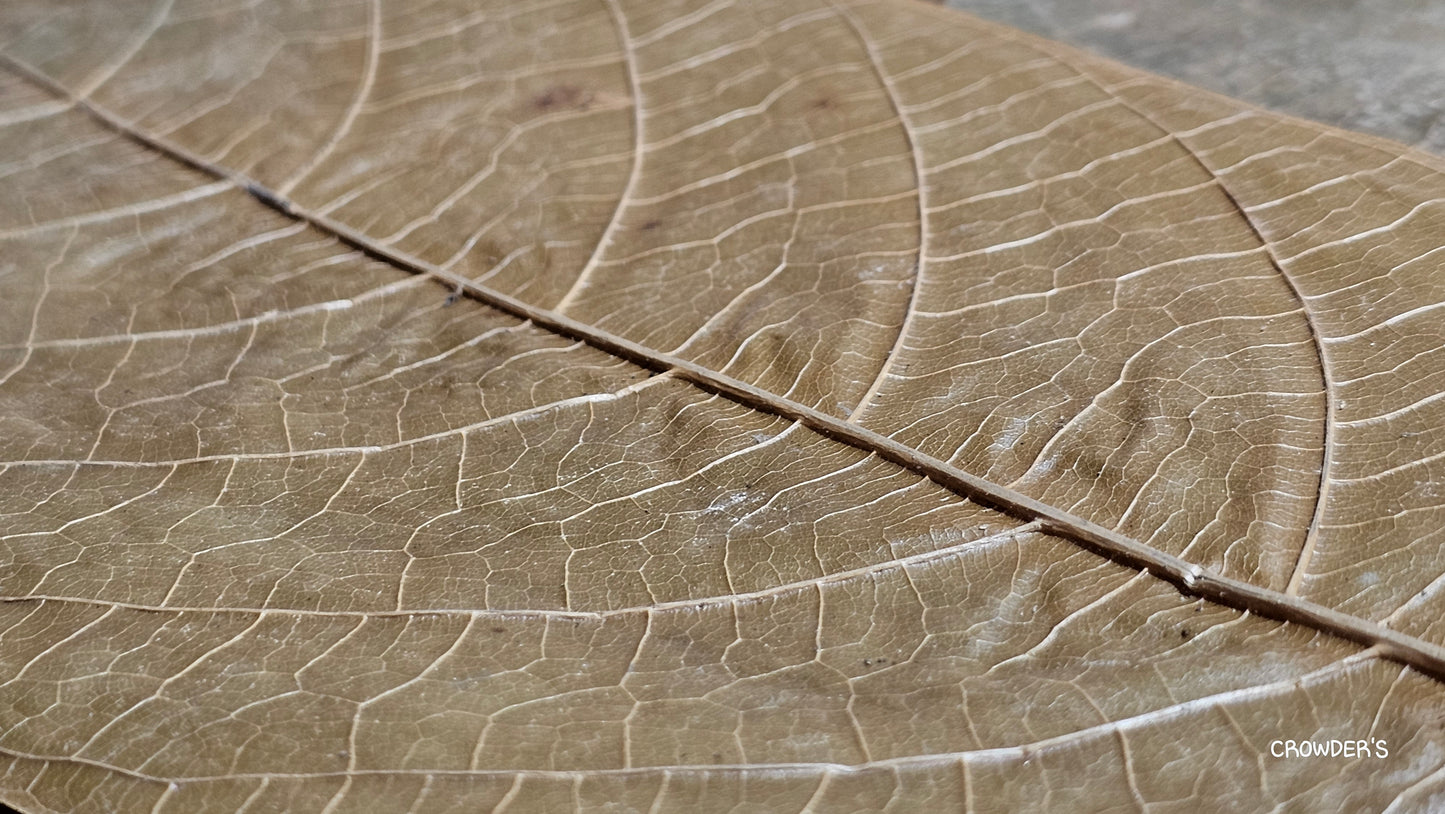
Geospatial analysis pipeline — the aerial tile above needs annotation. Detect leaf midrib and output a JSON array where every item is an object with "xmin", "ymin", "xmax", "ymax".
[{"xmin": 6, "ymin": 52, "xmax": 1445, "ymax": 683}]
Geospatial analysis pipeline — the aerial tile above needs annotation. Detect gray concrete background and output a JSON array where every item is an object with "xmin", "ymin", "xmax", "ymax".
[{"xmin": 944, "ymin": 0, "xmax": 1445, "ymax": 155}]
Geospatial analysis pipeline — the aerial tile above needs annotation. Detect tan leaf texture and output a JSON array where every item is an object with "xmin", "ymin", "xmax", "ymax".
[{"xmin": 3, "ymin": 0, "xmax": 1445, "ymax": 811}]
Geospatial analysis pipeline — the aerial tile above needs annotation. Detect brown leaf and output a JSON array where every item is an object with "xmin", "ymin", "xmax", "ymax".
[{"xmin": 2, "ymin": 0, "xmax": 1445, "ymax": 811}]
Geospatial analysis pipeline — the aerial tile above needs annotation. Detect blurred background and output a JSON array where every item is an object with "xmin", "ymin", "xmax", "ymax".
[{"xmin": 944, "ymin": 0, "xmax": 1445, "ymax": 155}]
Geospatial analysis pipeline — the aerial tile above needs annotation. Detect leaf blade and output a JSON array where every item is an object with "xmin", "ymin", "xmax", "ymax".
[{"xmin": 6, "ymin": 0, "xmax": 1445, "ymax": 810}]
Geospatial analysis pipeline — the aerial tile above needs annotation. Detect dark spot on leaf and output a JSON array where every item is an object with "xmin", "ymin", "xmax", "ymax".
[
  {"xmin": 641, "ymin": 219, "xmax": 663, "ymax": 231},
  {"xmin": 534, "ymin": 84, "xmax": 593, "ymax": 112}
]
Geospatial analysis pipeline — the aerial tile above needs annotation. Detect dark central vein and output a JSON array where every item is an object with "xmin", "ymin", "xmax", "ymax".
[{"xmin": 5, "ymin": 53, "xmax": 1445, "ymax": 683}]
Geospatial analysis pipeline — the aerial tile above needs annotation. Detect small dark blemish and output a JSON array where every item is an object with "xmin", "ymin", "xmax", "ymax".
[
  {"xmin": 640, "ymin": 219, "xmax": 662, "ymax": 231},
  {"xmin": 533, "ymin": 84, "xmax": 594, "ymax": 112}
]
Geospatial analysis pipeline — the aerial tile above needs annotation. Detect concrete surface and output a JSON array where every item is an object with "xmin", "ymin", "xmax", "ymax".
[{"xmin": 945, "ymin": 0, "xmax": 1445, "ymax": 155}]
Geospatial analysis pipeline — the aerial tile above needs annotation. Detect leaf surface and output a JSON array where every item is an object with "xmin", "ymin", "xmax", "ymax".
[{"xmin": 4, "ymin": 0, "xmax": 1445, "ymax": 811}]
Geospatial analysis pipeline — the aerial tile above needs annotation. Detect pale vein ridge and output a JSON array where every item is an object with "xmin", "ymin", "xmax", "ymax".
[
  {"xmin": 961, "ymin": 8, "xmax": 1341, "ymax": 601},
  {"xmin": 0, "ymin": 651, "xmax": 1383, "ymax": 783},
  {"xmin": 74, "ymin": 0, "xmax": 174, "ymax": 98},
  {"xmin": 551, "ymin": 0, "xmax": 644, "ymax": 313},
  {"xmin": 3, "ymin": 522, "xmax": 1042, "ymax": 619},
  {"xmin": 276, "ymin": 0, "xmax": 382, "ymax": 196},
  {"xmin": 4, "ymin": 53, "xmax": 1445, "ymax": 685},
  {"xmin": 0, "ymin": 372, "xmax": 661, "ymax": 470},
  {"xmin": 831, "ymin": 0, "xmax": 929, "ymax": 424}
]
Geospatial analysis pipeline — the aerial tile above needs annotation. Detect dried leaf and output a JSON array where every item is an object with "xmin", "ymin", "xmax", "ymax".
[{"xmin": 3, "ymin": 0, "xmax": 1445, "ymax": 811}]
